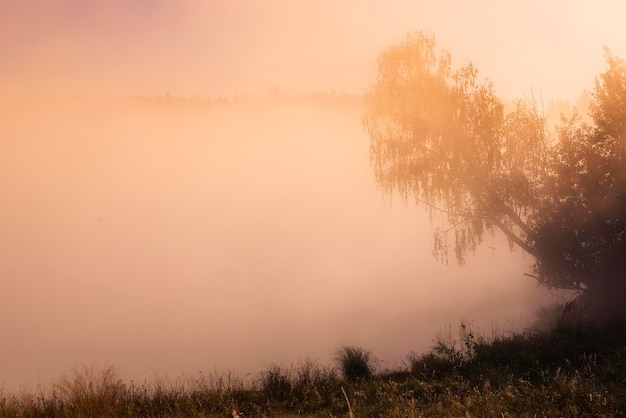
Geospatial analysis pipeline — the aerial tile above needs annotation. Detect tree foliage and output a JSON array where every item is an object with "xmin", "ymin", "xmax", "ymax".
[
  {"xmin": 531, "ymin": 49, "xmax": 626, "ymax": 297},
  {"xmin": 364, "ymin": 33, "xmax": 626, "ymax": 306}
]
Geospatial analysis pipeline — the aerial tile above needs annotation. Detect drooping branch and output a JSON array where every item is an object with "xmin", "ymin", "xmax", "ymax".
[
  {"xmin": 418, "ymin": 191, "xmax": 537, "ymax": 260},
  {"xmin": 470, "ymin": 192, "xmax": 536, "ymax": 257},
  {"xmin": 414, "ymin": 197, "xmax": 489, "ymax": 221},
  {"xmin": 489, "ymin": 194, "xmax": 534, "ymax": 238},
  {"xmin": 490, "ymin": 217, "xmax": 536, "ymax": 257}
]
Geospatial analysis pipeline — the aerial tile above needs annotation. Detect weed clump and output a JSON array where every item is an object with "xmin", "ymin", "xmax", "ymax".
[{"xmin": 335, "ymin": 345, "xmax": 374, "ymax": 380}]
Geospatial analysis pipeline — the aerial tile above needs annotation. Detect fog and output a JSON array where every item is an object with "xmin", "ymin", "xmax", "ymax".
[
  {"xmin": 0, "ymin": 97, "xmax": 557, "ymax": 392},
  {"xmin": 2, "ymin": 0, "xmax": 623, "ymax": 394}
]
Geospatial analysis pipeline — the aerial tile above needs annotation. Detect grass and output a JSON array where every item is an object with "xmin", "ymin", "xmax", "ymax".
[
  {"xmin": 335, "ymin": 346, "xmax": 374, "ymax": 381},
  {"xmin": 2, "ymin": 304, "xmax": 626, "ymax": 417}
]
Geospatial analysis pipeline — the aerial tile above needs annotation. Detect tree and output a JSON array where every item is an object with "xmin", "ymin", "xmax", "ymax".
[
  {"xmin": 530, "ymin": 49, "xmax": 626, "ymax": 315},
  {"xmin": 363, "ymin": 33, "xmax": 626, "ymax": 318}
]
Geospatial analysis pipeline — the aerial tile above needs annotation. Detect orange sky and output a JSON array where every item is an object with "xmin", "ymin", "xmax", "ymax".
[{"xmin": 1, "ymin": 0, "xmax": 624, "ymax": 100}]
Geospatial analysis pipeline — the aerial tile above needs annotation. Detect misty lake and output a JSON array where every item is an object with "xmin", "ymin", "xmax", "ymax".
[{"xmin": 1, "ymin": 96, "xmax": 555, "ymax": 392}]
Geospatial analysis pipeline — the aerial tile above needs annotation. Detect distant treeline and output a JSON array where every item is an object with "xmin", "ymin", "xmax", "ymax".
[
  {"xmin": 0, "ymin": 90, "xmax": 364, "ymax": 111},
  {"xmin": 129, "ymin": 90, "xmax": 363, "ymax": 107},
  {"xmin": 123, "ymin": 89, "xmax": 588, "ymax": 120},
  {"xmin": 1, "ymin": 89, "xmax": 588, "ymax": 122}
]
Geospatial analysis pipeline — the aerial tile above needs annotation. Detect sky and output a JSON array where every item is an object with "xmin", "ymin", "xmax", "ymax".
[
  {"xmin": 1, "ymin": 0, "xmax": 625, "ymax": 100},
  {"xmin": 0, "ymin": 0, "xmax": 623, "ymax": 392}
]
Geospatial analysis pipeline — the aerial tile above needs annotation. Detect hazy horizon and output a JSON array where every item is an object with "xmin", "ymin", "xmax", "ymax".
[
  {"xmin": 2, "ymin": 97, "xmax": 563, "ymax": 392},
  {"xmin": 1, "ymin": 1, "xmax": 622, "ymax": 393}
]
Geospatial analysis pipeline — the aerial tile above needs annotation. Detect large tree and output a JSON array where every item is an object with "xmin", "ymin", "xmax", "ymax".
[{"xmin": 364, "ymin": 33, "xmax": 626, "ymax": 318}]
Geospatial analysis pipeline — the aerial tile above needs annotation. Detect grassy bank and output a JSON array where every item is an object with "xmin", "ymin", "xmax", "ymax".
[{"xmin": 2, "ymin": 308, "xmax": 626, "ymax": 417}]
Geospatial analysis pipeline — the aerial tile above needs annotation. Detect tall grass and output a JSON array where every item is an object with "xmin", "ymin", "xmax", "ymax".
[
  {"xmin": 2, "ymin": 305, "xmax": 625, "ymax": 417},
  {"xmin": 53, "ymin": 364, "xmax": 125, "ymax": 417}
]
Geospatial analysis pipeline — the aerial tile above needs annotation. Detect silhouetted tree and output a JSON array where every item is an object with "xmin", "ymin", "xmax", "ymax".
[
  {"xmin": 530, "ymin": 49, "xmax": 626, "ymax": 315},
  {"xmin": 364, "ymin": 33, "xmax": 626, "ymax": 318}
]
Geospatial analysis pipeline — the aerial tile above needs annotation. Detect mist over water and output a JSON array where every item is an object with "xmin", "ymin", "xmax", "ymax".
[{"xmin": 1, "ymin": 97, "xmax": 557, "ymax": 392}]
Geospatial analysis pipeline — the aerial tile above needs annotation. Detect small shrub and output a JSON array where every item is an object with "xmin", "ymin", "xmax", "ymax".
[
  {"xmin": 533, "ymin": 301, "xmax": 585, "ymax": 333},
  {"xmin": 335, "ymin": 346, "xmax": 373, "ymax": 380},
  {"xmin": 409, "ymin": 350, "xmax": 460, "ymax": 379}
]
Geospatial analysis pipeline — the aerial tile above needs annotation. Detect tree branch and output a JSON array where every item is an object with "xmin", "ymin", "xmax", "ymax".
[
  {"xmin": 489, "ymin": 194, "xmax": 533, "ymax": 237},
  {"xmin": 491, "ymin": 217, "xmax": 537, "ymax": 257},
  {"xmin": 415, "ymin": 195, "xmax": 536, "ymax": 258}
]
